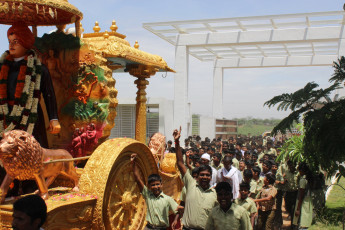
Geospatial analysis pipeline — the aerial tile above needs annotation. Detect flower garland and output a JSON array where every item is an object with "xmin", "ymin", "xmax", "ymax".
[{"xmin": 0, "ymin": 50, "xmax": 41, "ymax": 136}]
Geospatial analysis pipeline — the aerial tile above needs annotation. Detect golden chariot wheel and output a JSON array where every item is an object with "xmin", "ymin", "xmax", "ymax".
[{"xmin": 79, "ymin": 138, "xmax": 158, "ymax": 230}]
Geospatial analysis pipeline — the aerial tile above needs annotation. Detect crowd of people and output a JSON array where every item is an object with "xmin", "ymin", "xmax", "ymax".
[{"xmin": 134, "ymin": 128, "xmax": 324, "ymax": 230}]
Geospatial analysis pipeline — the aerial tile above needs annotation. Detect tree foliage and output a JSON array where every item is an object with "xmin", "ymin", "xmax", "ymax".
[{"xmin": 265, "ymin": 57, "xmax": 345, "ymax": 177}]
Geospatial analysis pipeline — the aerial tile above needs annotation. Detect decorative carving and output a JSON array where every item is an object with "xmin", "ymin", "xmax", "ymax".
[
  {"xmin": 148, "ymin": 132, "xmax": 166, "ymax": 163},
  {"xmin": 0, "ymin": 130, "xmax": 79, "ymax": 203},
  {"xmin": 79, "ymin": 138, "xmax": 158, "ymax": 229},
  {"xmin": 133, "ymin": 77, "xmax": 149, "ymax": 143},
  {"xmin": 0, "ymin": 0, "xmax": 83, "ymax": 26},
  {"xmin": 82, "ymin": 34, "xmax": 174, "ymax": 72},
  {"xmin": 0, "ymin": 2, "xmax": 9, "ymax": 14}
]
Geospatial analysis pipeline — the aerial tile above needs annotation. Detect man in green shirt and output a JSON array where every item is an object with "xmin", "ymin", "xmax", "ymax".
[
  {"xmin": 131, "ymin": 154, "xmax": 180, "ymax": 230},
  {"xmin": 205, "ymin": 182, "xmax": 251, "ymax": 230},
  {"xmin": 174, "ymin": 127, "xmax": 218, "ymax": 230}
]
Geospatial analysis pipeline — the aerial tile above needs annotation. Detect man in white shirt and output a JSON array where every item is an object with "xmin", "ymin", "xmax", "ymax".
[{"xmin": 217, "ymin": 156, "xmax": 240, "ymax": 200}]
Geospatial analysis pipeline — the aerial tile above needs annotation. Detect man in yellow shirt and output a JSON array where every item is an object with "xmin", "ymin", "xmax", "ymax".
[
  {"xmin": 174, "ymin": 127, "xmax": 218, "ymax": 230},
  {"xmin": 205, "ymin": 182, "xmax": 251, "ymax": 230}
]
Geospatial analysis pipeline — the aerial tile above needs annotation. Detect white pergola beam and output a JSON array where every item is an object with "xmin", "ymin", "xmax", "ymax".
[
  {"xmin": 177, "ymin": 26, "xmax": 341, "ymax": 46},
  {"xmin": 215, "ymin": 55, "xmax": 336, "ymax": 68}
]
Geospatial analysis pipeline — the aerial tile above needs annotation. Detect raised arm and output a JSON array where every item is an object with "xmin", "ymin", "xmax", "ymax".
[
  {"xmin": 186, "ymin": 150, "xmax": 193, "ymax": 171},
  {"xmin": 131, "ymin": 153, "xmax": 145, "ymax": 192},
  {"xmin": 173, "ymin": 127, "xmax": 187, "ymax": 176}
]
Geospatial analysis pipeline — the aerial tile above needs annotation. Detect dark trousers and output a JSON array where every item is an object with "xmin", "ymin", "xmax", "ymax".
[
  {"xmin": 274, "ymin": 189, "xmax": 284, "ymax": 228},
  {"xmin": 285, "ymin": 191, "xmax": 298, "ymax": 226},
  {"xmin": 257, "ymin": 209, "xmax": 275, "ymax": 230}
]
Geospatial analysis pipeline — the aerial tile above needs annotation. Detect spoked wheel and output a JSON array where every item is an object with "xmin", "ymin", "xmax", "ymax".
[{"xmin": 79, "ymin": 138, "xmax": 158, "ymax": 230}]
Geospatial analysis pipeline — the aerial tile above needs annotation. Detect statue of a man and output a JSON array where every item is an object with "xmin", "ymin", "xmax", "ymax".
[{"xmin": 0, "ymin": 23, "xmax": 60, "ymax": 148}]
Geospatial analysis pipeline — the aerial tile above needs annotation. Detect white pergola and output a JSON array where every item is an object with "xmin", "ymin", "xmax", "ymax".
[{"xmin": 143, "ymin": 11, "xmax": 345, "ymax": 139}]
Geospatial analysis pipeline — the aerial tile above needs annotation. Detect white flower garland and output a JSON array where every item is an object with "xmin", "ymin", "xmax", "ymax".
[{"xmin": 0, "ymin": 51, "xmax": 41, "ymax": 136}]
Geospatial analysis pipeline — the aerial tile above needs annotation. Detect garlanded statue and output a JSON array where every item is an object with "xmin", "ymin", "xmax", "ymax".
[
  {"xmin": 0, "ymin": 22, "xmax": 61, "ymax": 148},
  {"xmin": 0, "ymin": 130, "xmax": 79, "ymax": 203}
]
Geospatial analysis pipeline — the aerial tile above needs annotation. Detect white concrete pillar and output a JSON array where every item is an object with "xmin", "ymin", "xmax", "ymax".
[
  {"xmin": 174, "ymin": 44, "xmax": 189, "ymax": 140},
  {"xmin": 213, "ymin": 66, "xmax": 224, "ymax": 119}
]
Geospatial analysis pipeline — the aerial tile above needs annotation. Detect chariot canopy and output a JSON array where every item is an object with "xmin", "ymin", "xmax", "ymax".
[{"xmin": 0, "ymin": 0, "xmax": 82, "ymax": 26}]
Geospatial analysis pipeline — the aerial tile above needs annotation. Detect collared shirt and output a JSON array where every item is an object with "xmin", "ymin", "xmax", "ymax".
[
  {"xmin": 182, "ymin": 172, "xmax": 218, "ymax": 229},
  {"xmin": 142, "ymin": 186, "xmax": 178, "ymax": 227},
  {"xmin": 205, "ymin": 203, "xmax": 251, "ymax": 230},
  {"xmin": 256, "ymin": 185, "xmax": 277, "ymax": 211},
  {"xmin": 211, "ymin": 162, "xmax": 224, "ymax": 171},
  {"xmin": 250, "ymin": 178, "xmax": 264, "ymax": 198},
  {"xmin": 235, "ymin": 197, "xmax": 257, "ymax": 216}
]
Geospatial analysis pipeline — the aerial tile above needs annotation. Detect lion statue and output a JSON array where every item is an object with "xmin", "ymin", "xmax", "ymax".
[{"xmin": 0, "ymin": 130, "xmax": 79, "ymax": 203}]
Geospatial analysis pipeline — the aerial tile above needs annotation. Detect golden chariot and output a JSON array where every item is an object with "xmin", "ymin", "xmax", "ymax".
[{"xmin": 0, "ymin": 0, "xmax": 183, "ymax": 229}]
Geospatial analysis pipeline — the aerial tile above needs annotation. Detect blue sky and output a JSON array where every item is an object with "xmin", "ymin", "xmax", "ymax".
[{"xmin": 0, "ymin": 0, "xmax": 343, "ymax": 118}]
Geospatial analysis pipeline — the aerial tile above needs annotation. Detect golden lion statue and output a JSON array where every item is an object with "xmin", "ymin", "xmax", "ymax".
[{"xmin": 0, "ymin": 130, "xmax": 79, "ymax": 203}]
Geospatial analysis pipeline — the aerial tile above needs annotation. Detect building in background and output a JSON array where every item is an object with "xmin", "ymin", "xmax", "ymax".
[{"xmin": 111, "ymin": 98, "xmax": 238, "ymax": 141}]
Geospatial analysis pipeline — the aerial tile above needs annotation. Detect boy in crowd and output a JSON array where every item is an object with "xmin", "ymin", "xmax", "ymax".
[
  {"xmin": 201, "ymin": 153, "xmax": 218, "ymax": 186},
  {"xmin": 205, "ymin": 182, "xmax": 251, "ymax": 230},
  {"xmin": 131, "ymin": 154, "xmax": 180, "ymax": 230},
  {"xmin": 260, "ymin": 160, "xmax": 272, "ymax": 177},
  {"xmin": 12, "ymin": 195, "xmax": 47, "ymax": 230},
  {"xmin": 235, "ymin": 182, "xmax": 257, "ymax": 228},
  {"xmin": 254, "ymin": 173, "xmax": 277, "ymax": 230},
  {"xmin": 217, "ymin": 156, "xmax": 240, "ymax": 199},
  {"xmin": 245, "ymin": 160, "xmax": 254, "ymax": 170},
  {"xmin": 212, "ymin": 153, "xmax": 223, "ymax": 170},
  {"xmin": 232, "ymin": 151, "xmax": 242, "ymax": 169},
  {"xmin": 252, "ymin": 153, "xmax": 258, "ymax": 166},
  {"xmin": 250, "ymin": 166, "xmax": 264, "ymax": 199},
  {"xmin": 174, "ymin": 127, "xmax": 218, "ymax": 230}
]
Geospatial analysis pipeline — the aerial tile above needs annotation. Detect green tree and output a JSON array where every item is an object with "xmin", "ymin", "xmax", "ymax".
[{"xmin": 264, "ymin": 57, "xmax": 345, "ymax": 177}]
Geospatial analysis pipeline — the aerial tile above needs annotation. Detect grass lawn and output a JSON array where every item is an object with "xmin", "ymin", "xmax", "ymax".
[
  {"xmin": 237, "ymin": 124, "xmax": 275, "ymax": 136},
  {"xmin": 309, "ymin": 177, "xmax": 345, "ymax": 230}
]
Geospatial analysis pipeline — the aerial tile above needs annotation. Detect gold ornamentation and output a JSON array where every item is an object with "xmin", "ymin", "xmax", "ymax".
[
  {"xmin": 110, "ymin": 20, "xmax": 118, "ymax": 32},
  {"xmin": 133, "ymin": 77, "xmax": 149, "ymax": 143},
  {"xmin": 18, "ymin": 3, "xmax": 23, "ymax": 15},
  {"xmin": 4, "ymin": 0, "xmax": 82, "ymax": 18},
  {"xmin": 79, "ymin": 138, "xmax": 158, "ymax": 229},
  {"xmin": 82, "ymin": 22, "xmax": 175, "ymax": 72},
  {"xmin": 11, "ymin": 2, "xmax": 15, "ymax": 14},
  {"xmin": 93, "ymin": 21, "xmax": 101, "ymax": 33},
  {"xmin": 134, "ymin": 40, "xmax": 139, "ymax": 49},
  {"xmin": 49, "ymin": 7, "xmax": 54, "ymax": 18},
  {"xmin": 43, "ymin": 195, "xmax": 97, "ymax": 229},
  {"xmin": 103, "ymin": 30, "xmax": 109, "ymax": 39},
  {"xmin": 0, "ymin": 2, "xmax": 9, "ymax": 14}
]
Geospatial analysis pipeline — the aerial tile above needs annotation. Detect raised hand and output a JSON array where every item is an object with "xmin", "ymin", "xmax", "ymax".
[{"xmin": 172, "ymin": 126, "xmax": 182, "ymax": 141}]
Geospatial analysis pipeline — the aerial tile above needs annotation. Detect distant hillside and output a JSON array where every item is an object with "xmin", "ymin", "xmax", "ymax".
[
  {"xmin": 233, "ymin": 117, "xmax": 280, "ymax": 136},
  {"xmin": 237, "ymin": 124, "xmax": 275, "ymax": 136}
]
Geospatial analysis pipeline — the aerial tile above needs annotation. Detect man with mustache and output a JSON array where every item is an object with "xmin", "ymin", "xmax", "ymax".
[{"xmin": 174, "ymin": 127, "xmax": 217, "ymax": 230}]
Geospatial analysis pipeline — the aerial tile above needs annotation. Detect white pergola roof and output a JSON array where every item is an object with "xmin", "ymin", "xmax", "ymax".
[{"xmin": 144, "ymin": 11, "xmax": 345, "ymax": 68}]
